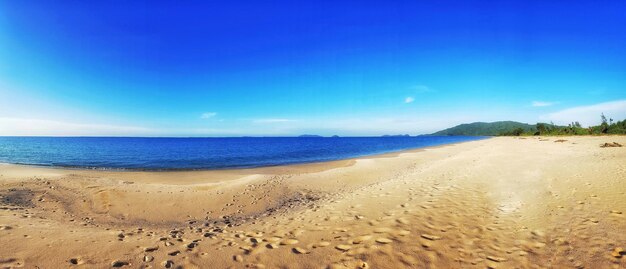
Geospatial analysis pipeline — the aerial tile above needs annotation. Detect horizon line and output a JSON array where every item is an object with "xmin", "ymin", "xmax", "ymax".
[{"xmin": 0, "ymin": 134, "xmax": 443, "ymax": 139}]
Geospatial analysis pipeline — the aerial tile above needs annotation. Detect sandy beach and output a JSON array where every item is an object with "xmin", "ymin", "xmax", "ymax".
[{"xmin": 1, "ymin": 136, "xmax": 625, "ymax": 269}]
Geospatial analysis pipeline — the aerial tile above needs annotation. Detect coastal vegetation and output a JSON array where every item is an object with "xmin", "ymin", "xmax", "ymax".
[
  {"xmin": 433, "ymin": 115, "xmax": 626, "ymax": 136},
  {"xmin": 431, "ymin": 121, "xmax": 535, "ymax": 136},
  {"xmin": 508, "ymin": 114, "xmax": 626, "ymax": 136}
]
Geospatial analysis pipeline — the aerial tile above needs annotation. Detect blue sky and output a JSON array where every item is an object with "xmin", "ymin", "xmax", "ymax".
[{"xmin": 1, "ymin": 1, "xmax": 625, "ymax": 136}]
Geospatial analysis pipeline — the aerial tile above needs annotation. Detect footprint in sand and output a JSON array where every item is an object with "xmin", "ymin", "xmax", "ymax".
[
  {"xmin": 486, "ymin": 256, "xmax": 507, "ymax": 262},
  {"xmin": 351, "ymin": 235, "xmax": 372, "ymax": 244},
  {"xmin": 162, "ymin": 260, "xmax": 174, "ymax": 268},
  {"xmin": 397, "ymin": 230, "xmax": 411, "ymax": 236},
  {"xmin": 396, "ymin": 218, "xmax": 409, "ymax": 224},
  {"xmin": 420, "ymin": 234, "xmax": 441, "ymax": 240},
  {"xmin": 292, "ymin": 247, "xmax": 310, "ymax": 254},
  {"xmin": 68, "ymin": 258, "xmax": 85, "ymax": 265},
  {"xmin": 143, "ymin": 255, "xmax": 154, "ymax": 262},
  {"xmin": 314, "ymin": 241, "xmax": 330, "ymax": 248},
  {"xmin": 373, "ymin": 227, "xmax": 393, "ymax": 233},
  {"xmin": 110, "ymin": 260, "xmax": 130, "ymax": 267},
  {"xmin": 0, "ymin": 258, "xmax": 24, "ymax": 268},
  {"xmin": 280, "ymin": 239, "xmax": 299, "ymax": 245}
]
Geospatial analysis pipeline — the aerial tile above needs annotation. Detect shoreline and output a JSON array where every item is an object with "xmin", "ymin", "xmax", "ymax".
[{"xmin": 0, "ymin": 137, "xmax": 487, "ymax": 175}]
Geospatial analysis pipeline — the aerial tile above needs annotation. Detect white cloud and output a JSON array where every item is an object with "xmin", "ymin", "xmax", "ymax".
[
  {"xmin": 540, "ymin": 100, "xmax": 626, "ymax": 126},
  {"xmin": 532, "ymin": 101, "xmax": 557, "ymax": 107},
  {"xmin": 200, "ymin": 112, "xmax": 217, "ymax": 119},
  {"xmin": 404, "ymin": 97, "xmax": 415, "ymax": 103},
  {"xmin": 253, "ymin": 118, "xmax": 295, "ymax": 124}
]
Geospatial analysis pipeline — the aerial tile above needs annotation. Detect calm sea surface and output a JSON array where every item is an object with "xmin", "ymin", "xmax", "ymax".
[{"xmin": 0, "ymin": 136, "xmax": 486, "ymax": 170}]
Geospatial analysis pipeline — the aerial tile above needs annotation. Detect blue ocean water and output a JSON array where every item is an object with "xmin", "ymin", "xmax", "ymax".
[{"xmin": 0, "ymin": 136, "xmax": 486, "ymax": 170}]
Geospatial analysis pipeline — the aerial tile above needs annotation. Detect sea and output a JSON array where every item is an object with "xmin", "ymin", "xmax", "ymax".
[{"xmin": 0, "ymin": 136, "xmax": 486, "ymax": 170}]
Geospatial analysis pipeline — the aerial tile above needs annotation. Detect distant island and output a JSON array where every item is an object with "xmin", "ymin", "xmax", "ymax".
[
  {"xmin": 381, "ymin": 134, "xmax": 411, "ymax": 137},
  {"xmin": 298, "ymin": 134, "xmax": 324, "ymax": 138},
  {"xmin": 432, "ymin": 115, "xmax": 626, "ymax": 136}
]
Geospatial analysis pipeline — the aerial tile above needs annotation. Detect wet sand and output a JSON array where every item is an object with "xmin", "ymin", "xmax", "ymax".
[{"xmin": 0, "ymin": 136, "xmax": 625, "ymax": 268}]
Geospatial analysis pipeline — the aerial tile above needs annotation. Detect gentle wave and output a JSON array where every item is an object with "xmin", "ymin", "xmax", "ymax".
[{"xmin": 0, "ymin": 136, "xmax": 487, "ymax": 170}]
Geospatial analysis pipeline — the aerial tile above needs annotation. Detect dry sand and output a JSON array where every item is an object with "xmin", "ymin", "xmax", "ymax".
[{"xmin": 0, "ymin": 136, "xmax": 625, "ymax": 268}]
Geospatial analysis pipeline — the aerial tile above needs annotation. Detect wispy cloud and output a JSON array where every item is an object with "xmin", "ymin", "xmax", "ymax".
[
  {"xmin": 532, "ymin": 101, "xmax": 558, "ymax": 107},
  {"xmin": 253, "ymin": 118, "xmax": 295, "ymax": 124},
  {"xmin": 540, "ymin": 100, "xmax": 626, "ymax": 126},
  {"xmin": 404, "ymin": 97, "xmax": 415, "ymax": 103},
  {"xmin": 291, "ymin": 114, "xmax": 483, "ymax": 136},
  {"xmin": 0, "ymin": 117, "xmax": 156, "ymax": 136},
  {"xmin": 200, "ymin": 112, "xmax": 217, "ymax": 119},
  {"xmin": 0, "ymin": 117, "xmax": 252, "ymax": 137},
  {"xmin": 412, "ymin": 85, "xmax": 435, "ymax": 93}
]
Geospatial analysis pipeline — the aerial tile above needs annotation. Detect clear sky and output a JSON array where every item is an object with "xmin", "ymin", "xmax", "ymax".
[{"xmin": 1, "ymin": 1, "xmax": 625, "ymax": 136}]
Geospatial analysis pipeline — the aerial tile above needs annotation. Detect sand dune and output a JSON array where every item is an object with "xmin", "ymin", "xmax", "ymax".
[{"xmin": 1, "ymin": 136, "xmax": 625, "ymax": 268}]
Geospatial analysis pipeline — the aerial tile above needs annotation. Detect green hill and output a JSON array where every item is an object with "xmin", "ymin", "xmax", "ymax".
[{"xmin": 431, "ymin": 121, "xmax": 536, "ymax": 136}]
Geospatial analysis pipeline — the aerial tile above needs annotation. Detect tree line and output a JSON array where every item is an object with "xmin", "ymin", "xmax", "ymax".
[{"xmin": 500, "ymin": 114, "xmax": 626, "ymax": 136}]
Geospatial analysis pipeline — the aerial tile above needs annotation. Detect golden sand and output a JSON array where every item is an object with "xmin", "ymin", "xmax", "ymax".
[{"xmin": 0, "ymin": 136, "xmax": 625, "ymax": 268}]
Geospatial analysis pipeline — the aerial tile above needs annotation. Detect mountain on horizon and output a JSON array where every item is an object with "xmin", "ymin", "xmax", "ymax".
[{"xmin": 431, "ymin": 121, "xmax": 536, "ymax": 136}]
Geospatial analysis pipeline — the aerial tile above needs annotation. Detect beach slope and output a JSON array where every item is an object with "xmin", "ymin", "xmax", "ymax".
[{"xmin": 0, "ymin": 136, "xmax": 625, "ymax": 268}]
